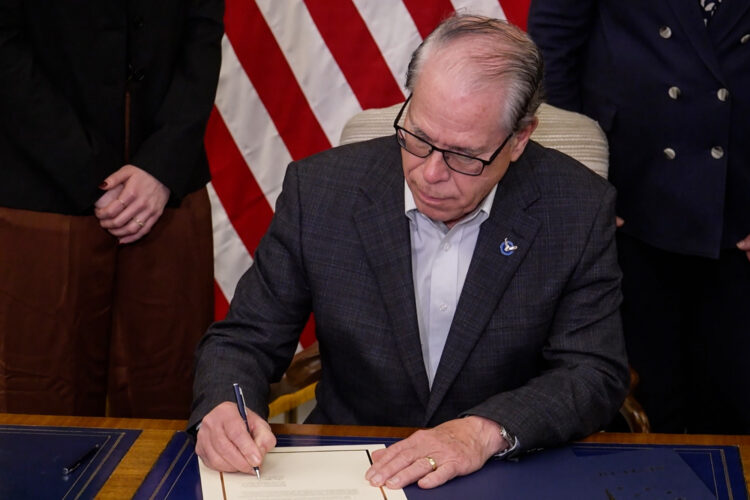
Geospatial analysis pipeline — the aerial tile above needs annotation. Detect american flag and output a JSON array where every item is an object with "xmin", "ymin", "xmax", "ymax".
[{"xmin": 205, "ymin": 0, "xmax": 531, "ymax": 346}]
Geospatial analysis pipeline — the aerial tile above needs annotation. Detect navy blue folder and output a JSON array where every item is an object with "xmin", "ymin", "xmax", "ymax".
[
  {"xmin": 0, "ymin": 424, "xmax": 140, "ymax": 499},
  {"xmin": 135, "ymin": 432, "xmax": 748, "ymax": 500}
]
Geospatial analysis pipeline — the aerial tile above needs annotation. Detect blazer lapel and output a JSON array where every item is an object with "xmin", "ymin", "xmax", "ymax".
[
  {"xmin": 423, "ymin": 153, "xmax": 541, "ymax": 424},
  {"xmin": 708, "ymin": 0, "xmax": 750, "ymax": 47},
  {"xmin": 353, "ymin": 142, "xmax": 431, "ymax": 408},
  {"xmin": 667, "ymin": 0, "xmax": 726, "ymax": 83}
]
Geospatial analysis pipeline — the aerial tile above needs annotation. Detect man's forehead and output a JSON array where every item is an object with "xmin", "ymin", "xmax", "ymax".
[{"xmin": 406, "ymin": 79, "xmax": 506, "ymax": 152}]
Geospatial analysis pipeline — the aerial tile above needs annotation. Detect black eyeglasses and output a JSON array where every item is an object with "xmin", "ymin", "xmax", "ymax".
[{"xmin": 393, "ymin": 95, "xmax": 514, "ymax": 176}]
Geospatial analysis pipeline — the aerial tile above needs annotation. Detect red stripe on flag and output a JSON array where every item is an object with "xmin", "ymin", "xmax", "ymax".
[
  {"xmin": 204, "ymin": 107, "xmax": 273, "ymax": 256},
  {"xmin": 214, "ymin": 281, "xmax": 231, "ymax": 321},
  {"xmin": 402, "ymin": 0, "xmax": 455, "ymax": 39},
  {"xmin": 224, "ymin": 0, "xmax": 331, "ymax": 159},
  {"xmin": 499, "ymin": 0, "xmax": 531, "ymax": 31},
  {"xmin": 304, "ymin": 0, "xmax": 405, "ymax": 109}
]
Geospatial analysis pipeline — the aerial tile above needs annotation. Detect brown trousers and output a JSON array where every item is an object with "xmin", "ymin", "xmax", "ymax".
[{"xmin": 0, "ymin": 188, "xmax": 213, "ymax": 419}]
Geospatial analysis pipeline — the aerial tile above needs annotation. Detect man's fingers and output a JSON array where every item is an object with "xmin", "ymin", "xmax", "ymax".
[
  {"xmin": 382, "ymin": 456, "xmax": 445, "ymax": 490},
  {"xmin": 367, "ymin": 420, "xmax": 496, "ymax": 489},
  {"xmin": 416, "ymin": 462, "xmax": 457, "ymax": 489},
  {"xmin": 222, "ymin": 420, "xmax": 265, "ymax": 471},
  {"xmin": 370, "ymin": 452, "xmax": 458, "ymax": 490},
  {"xmin": 195, "ymin": 402, "xmax": 276, "ymax": 474},
  {"xmin": 196, "ymin": 431, "xmax": 243, "ymax": 472},
  {"xmin": 367, "ymin": 440, "xmax": 425, "ymax": 487},
  {"xmin": 249, "ymin": 415, "xmax": 277, "ymax": 456}
]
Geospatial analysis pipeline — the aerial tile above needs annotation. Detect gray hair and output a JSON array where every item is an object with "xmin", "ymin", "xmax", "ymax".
[{"xmin": 405, "ymin": 14, "xmax": 544, "ymax": 133}]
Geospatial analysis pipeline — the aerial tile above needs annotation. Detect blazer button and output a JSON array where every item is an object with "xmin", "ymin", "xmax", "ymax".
[
  {"xmin": 668, "ymin": 86, "xmax": 681, "ymax": 99},
  {"xmin": 717, "ymin": 88, "xmax": 729, "ymax": 101},
  {"xmin": 711, "ymin": 146, "xmax": 724, "ymax": 159},
  {"xmin": 741, "ymin": 34, "xmax": 750, "ymax": 44},
  {"xmin": 659, "ymin": 26, "xmax": 672, "ymax": 39},
  {"xmin": 663, "ymin": 147, "xmax": 676, "ymax": 160}
]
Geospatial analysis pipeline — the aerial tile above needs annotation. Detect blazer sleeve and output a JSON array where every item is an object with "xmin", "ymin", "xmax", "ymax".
[
  {"xmin": 190, "ymin": 162, "xmax": 311, "ymax": 430},
  {"xmin": 527, "ymin": 0, "xmax": 598, "ymax": 112},
  {"xmin": 0, "ymin": 0, "xmax": 114, "ymax": 212},
  {"xmin": 129, "ymin": 0, "xmax": 223, "ymax": 200},
  {"xmin": 464, "ymin": 183, "xmax": 630, "ymax": 452}
]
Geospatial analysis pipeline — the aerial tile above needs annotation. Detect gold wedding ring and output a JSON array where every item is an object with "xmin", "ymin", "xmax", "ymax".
[
  {"xmin": 133, "ymin": 218, "xmax": 145, "ymax": 228},
  {"xmin": 425, "ymin": 456, "xmax": 437, "ymax": 471}
]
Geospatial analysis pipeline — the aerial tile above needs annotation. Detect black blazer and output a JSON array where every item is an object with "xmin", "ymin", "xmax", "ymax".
[
  {"xmin": 529, "ymin": 0, "xmax": 750, "ymax": 257},
  {"xmin": 191, "ymin": 136, "xmax": 630, "ymax": 452},
  {"xmin": 0, "ymin": 0, "xmax": 224, "ymax": 214}
]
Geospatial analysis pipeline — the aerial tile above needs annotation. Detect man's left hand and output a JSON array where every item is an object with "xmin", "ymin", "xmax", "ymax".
[
  {"xmin": 95, "ymin": 164, "xmax": 170, "ymax": 244},
  {"xmin": 737, "ymin": 234, "xmax": 750, "ymax": 262},
  {"xmin": 365, "ymin": 416, "xmax": 507, "ymax": 490}
]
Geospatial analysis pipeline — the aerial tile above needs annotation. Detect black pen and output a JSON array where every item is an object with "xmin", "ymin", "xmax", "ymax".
[
  {"xmin": 62, "ymin": 443, "xmax": 100, "ymax": 475},
  {"xmin": 233, "ymin": 382, "xmax": 261, "ymax": 479}
]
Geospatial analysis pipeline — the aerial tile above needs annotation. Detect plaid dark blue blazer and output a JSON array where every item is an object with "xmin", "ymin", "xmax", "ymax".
[{"xmin": 191, "ymin": 136, "xmax": 629, "ymax": 452}]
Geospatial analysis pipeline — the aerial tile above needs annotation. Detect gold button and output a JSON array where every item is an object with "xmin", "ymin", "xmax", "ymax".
[
  {"xmin": 741, "ymin": 34, "xmax": 750, "ymax": 44},
  {"xmin": 717, "ymin": 88, "xmax": 729, "ymax": 101},
  {"xmin": 659, "ymin": 26, "xmax": 672, "ymax": 39},
  {"xmin": 711, "ymin": 146, "xmax": 724, "ymax": 159},
  {"xmin": 663, "ymin": 147, "xmax": 676, "ymax": 160},
  {"xmin": 668, "ymin": 86, "xmax": 681, "ymax": 99}
]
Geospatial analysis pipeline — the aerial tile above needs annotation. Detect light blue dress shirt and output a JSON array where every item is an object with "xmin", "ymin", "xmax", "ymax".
[{"xmin": 404, "ymin": 182, "xmax": 497, "ymax": 387}]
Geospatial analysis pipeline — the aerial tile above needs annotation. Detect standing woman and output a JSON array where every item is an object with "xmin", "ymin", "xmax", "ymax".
[{"xmin": 0, "ymin": 0, "xmax": 224, "ymax": 419}]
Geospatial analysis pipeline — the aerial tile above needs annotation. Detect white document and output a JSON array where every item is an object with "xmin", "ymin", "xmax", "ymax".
[{"xmin": 199, "ymin": 444, "xmax": 408, "ymax": 499}]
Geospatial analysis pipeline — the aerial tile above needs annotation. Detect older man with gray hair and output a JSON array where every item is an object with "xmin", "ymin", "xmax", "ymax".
[{"xmin": 190, "ymin": 14, "xmax": 629, "ymax": 489}]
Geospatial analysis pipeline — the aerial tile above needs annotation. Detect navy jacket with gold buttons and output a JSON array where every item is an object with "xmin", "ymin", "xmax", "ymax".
[{"xmin": 529, "ymin": 0, "xmax": 750, "ymax": 258}]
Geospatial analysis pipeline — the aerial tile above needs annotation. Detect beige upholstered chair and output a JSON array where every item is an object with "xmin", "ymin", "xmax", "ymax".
[{"xmin": 270, "ymin": 103, "xmax": 650, "ymax": 432}]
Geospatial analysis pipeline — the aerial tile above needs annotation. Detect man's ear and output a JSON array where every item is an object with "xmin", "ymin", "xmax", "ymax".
[{"xmin": 508, "ymin": 116, "xmax": 539, "ymax": 162}]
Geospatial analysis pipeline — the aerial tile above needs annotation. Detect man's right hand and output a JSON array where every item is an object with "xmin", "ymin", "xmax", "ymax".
[{"xmin": 195, "ymin": 401, "xmax": 277, "ymax": 473}]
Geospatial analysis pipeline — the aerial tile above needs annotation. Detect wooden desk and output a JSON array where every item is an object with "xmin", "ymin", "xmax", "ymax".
[
  {"xmin": 1, "ymin": 414, "xmax": 748, "ymax": 498},
  {"xmin": 0, "ymin": 413, "xmax": 185, "ymax": 499}
]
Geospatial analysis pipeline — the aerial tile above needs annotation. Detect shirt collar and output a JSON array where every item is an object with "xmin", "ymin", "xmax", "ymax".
[{"xmin": 404, "ymin": 180, "xmax": 498, "ymax": 226}]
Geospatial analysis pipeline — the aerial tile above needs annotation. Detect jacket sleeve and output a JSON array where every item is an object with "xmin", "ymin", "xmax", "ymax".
[
  {"xmin": 189, "ymin": 162, "xmax": 311, "ymax": 430},
  {"xmin": 527, "ymin": 0, "xmax": 598, "ymax": 112},
  {"xmin": 463, "ymin": 182, "xmax": 630, "ymax": 453},
  {"xmin": 130, "ymin": 0, "xmax": 224, "ymax": 200},
  {"xmin": 0, "ymin": 0, "xmax": 113, "ymax": 211}
]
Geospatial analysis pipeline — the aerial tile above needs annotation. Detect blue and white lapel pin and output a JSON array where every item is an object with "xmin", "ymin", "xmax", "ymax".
[{"xmin": 500, "ymin": 237, "xmax": 518, "ymax": 256}]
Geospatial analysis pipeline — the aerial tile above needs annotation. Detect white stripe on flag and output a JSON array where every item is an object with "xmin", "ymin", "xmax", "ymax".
[
  {"xmin": 256, "ymin": 0, "xmax": 363, "ymax": 146},
  {"xmin": 215, "ymin": 35, "xmax": 290, "ymax": 209},
  {"xmin": 208, "ymin": 182, "xmax": 253, "ymax": 302},
  {"xmin": 352, "ymin": 0, "xmax": 422, "ymax": 94}
]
